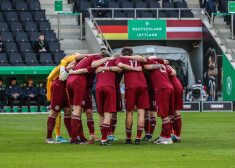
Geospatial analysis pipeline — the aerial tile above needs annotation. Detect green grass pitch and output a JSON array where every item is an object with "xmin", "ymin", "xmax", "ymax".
[{"xmin": 0, "ymin": 112, "xmax": 235, "ymax": 168}]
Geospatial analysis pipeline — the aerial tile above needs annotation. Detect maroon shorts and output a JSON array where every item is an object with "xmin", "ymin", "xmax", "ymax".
[
  {"xmin": 51, "ymin": 81, "xmax": 70, "ymax": 112},
  {"xmin": 125, "ymin": 87, "xmax": 150, "ymax": 111},
  {"xmin": 149, "ymin": 92, "xmax": 157, "ymax": 111},
  {"xmin": 174, "ymin": 89, "xmax": 183, "ymax": 110},
  {"xmin": 96, "ymin": 87, "xmax": 116, "ymax": 114},
  {"xmin": 67, "ymin": 81, "xmax": 86, "ymax": 107},
  {"xmin": 84, "ymin": 89, "xmax": 92, "ymax": 110},
  {"xmin": 155, "ymin": 88, "xmax": 174, "ymax": 117},
  {"xmin": 116, "ymin": 88, "xmax": 122, "ymax": 112}
]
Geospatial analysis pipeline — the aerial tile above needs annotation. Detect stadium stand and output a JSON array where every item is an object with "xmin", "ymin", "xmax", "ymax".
[
  {"xmin": 0, "ymin": 0, "xmax": 64, "ymax": 67},
  {"xmin": 74, "ymin": 0, "xmax": 194, "ymax": 19}
]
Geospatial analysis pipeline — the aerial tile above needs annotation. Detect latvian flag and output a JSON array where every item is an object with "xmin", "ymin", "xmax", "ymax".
[{"xmin": 166, "ymin": 20, "xmax": 202, "ymax": 39}]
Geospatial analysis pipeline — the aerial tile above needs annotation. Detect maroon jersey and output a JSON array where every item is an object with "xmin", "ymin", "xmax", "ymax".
[
  {"xmin": 68, "ymin": 55, "xmax": 102, "ymax": 84},
  {"xmin": 147, "ymin": 59, "xmax": 173, "ymax": 92},
  {"xmin": 170, "ymin": 76, "xmax": 183, "ymax": 91},
  {"xmin": 96, "ymin": 59, "xmax": 116, "ymax": 89},
  {"xmin": 115, "ymin": 71, "xmax": 123, "ymax": 89},
  {"xmin": 87, "ymin": 73, "xmax": 96, "ymax": 90},
  {"xmin": 115, "ymin": 57, "xmax": 147, "ymax": 90}
]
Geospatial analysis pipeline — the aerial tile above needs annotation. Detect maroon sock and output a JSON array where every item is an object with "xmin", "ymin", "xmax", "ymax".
[
  {"xmin": 174, "ymin": 115, "xmax": 182, "ymax": 137},
  {"xmin": 71, "ymin": 115, "xmax": 81, "ymax": 142},
  {"xmin": 87, "ymin": 118, "xmax": 94, "ymax": 135},
  {"xmin": 110, "ymin": 117, "xmax": 117, "ymax": 135},
  {"xmin": 102, "ymin": 124, "xmax": 110, "ymax": 141},
  {"xmin": 150, "ymin": 117, "xmax": 156, "ymax": 135},
  {"xmin": 126, "ymin": 128, "xmax": 132, "ymax": 139},
  {"xmin": 79, "ymin": 119, "xmax": 85, "ymax": 140},
  {"xmin": 170, "ymin": 115, "xmax": 176, "ymax": 134},
  {"xmin": 64, "ymin": 115, "xmax": 71, "ymax": 137},
  {"xmin": 100, "ymin": 125, "xmax": 103, "ymax": 135},
  {"xmin": 144, "ymin": 117, "xmax": 150, "ymax": 134},
  {"xmin": 47, "ymin": 116, "xmax": 56, "ymax": 139},
  {"xmin": 162, "ymin": 119, "xmax": 172, "ymax": 139},
  {"xmin": 136, "ymin": 126, "xmax": 144, "ymax": 139}
]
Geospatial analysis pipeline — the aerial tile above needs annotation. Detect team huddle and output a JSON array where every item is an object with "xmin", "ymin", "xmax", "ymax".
[{"xmin": 45, "ymin": 47, "xmax": 183, "ymax": 145}]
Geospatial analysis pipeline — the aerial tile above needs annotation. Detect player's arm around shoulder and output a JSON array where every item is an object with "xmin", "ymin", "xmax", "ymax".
[
  {"xmin": 122, "ymin": 55, "xmax": 148, "ymax": 63},
  {"xmin": 91, "ymin": 57, "xmax": 111, "ymax": 68}
]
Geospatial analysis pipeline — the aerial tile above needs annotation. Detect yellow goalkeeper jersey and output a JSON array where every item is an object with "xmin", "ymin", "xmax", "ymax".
[{"xmin": 47, "ymin": 54, "xmax": 76, "ymax": 100}]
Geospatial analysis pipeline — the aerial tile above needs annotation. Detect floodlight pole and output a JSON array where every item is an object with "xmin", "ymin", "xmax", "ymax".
[{"xmin": 232, "ymin": 13, "xmax": 234, "ymax": 39}]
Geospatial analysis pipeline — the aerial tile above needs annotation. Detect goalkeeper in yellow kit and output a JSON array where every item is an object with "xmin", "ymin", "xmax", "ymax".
[{"xmin": 47, "ymin": 53, "xmax": 78, "ymax": 143}]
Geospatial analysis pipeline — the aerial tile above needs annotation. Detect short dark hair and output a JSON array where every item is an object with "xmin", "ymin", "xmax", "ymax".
[
  {"xmin": 101, "ymin": 53, "xmax": 110, "ymax": 58},
  {"xmin": 27, "ymin": 78, "xmax": 33, "ymax": 81},
  {"xmin": 121, "ymin": 47, "xmax": 133, "ymax": 56},
  {"xmin": 11, "ymin": 77, "xmax": 16, "ymax": 81},
  {"xmin": 39, "ymin": 33, "xmax": 44, "ymax": 37},
  {"xmin": 101, "ymin": 48, "xmax": 106, "ymax": 51},
  {"xmin": 0, "ymin": 78, "xmax": 3, "ymax": 82}
]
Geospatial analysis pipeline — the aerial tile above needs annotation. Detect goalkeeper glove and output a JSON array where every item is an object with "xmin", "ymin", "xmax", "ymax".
[{"xmin": 59, "ymin": 66, "xmax": 69, "ymax": 81}]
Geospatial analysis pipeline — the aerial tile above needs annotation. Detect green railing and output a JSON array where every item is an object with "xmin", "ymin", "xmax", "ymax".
[
  {"xmin": 0, "ymin": 67, "xmax": 55, "ymax": 75},
  {"xmin": 57, "ymin": 12, "xmax": 83, "ymax": 40}
]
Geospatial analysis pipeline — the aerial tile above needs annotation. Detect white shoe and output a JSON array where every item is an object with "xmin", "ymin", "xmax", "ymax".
[
  {"xmin": 45, "ymin": 138, "xmax": 61, "ymax": 144},
  {"xmin": 157, "ymin": 139, "xmax": 173, "ymax": 145},
  {"xmin": 153, "ymin": 137, "xmax": 165, "ymax": 144}
]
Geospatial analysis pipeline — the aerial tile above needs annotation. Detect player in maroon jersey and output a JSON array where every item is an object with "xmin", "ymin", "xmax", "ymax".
[
  {"xmin": 91, "ymin": 54, "xmax": 122, "ymax": 145},
  {"xmin": 169, "ymin": 73, "xmax": 183, "ymax": 142},
  {"xmin": 144, "ymin": 59, "xmax": 176, "ymax": 144},
  {"xmin": 116, "ymin": 47, "xmax": 150, "ymax": 145},
  {"xmin": 67, "ymin": 54, "xmax": 105, "ymax": 144},
  {"xmin": 108, "ymin": 54, "xmax": 123, "ymax": 141},
  {"xmin": 45, "ymin": 57, "xmax": 90, "ymax": 144},
  {"xmin": 141, "ymin": 56, "xmax": 169, "ymax": 142}
]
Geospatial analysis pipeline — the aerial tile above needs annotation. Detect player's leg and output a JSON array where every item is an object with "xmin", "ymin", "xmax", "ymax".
[
  {"xmin": 26, "ymin": 96, "xmax": 31, "ymax": 112},
  {"xmin": 124, "ymin": 88, "xmax": 136, "ymax": 144},
  {"xmin": 135, "ymin": 87, "xmax": 150, "ymax": 144},
  {"xmin": 63, "ymin": 107, "xmax": 72, "ymax": 141},
  {"xmin": 141, "ymin": 110, "xmax": 150, "ymax": 141},
  {"xmin": 173, "ymin": 110, "xmax": 182, "ymax": 142},
  {"xmin": 148, "ymin": 111, "xmax": 156, "ymax": 141},
  {"xmin": 135, "ymin": 109, "xmax": 144, "ymax": 145},
  {"xmin": 100, "ymin": 112, "xmax": 112, "ymax": 145},
  {"xmin": 86, "ymin": 109, "xmax": 100, "ymax": 141},
  {"xmin": 108, "ymin": 112, "xmax": 118, "ymax": 141},
  {"xmin": 45, "ymin": 109, "xmax": 60, "ymax": 144},
  {"xmin": 172, "ymin": 89, "xmax": 183, "ymax": 142}
]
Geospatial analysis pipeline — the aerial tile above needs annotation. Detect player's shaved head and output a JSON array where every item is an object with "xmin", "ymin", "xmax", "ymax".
[
  {"xmin": 149, "ymin": 56, "xmax": 157, "ymax": 59},
  {"xmin": 112, "ymin": 53, "xmax": 120, "ymax": 59},
  {"xmin": 121, "ymin": 47, "xmax": 133, "ymax": 56}
]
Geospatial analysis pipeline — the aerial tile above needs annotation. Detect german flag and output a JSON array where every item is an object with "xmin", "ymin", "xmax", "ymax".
[{"xmin": 96, "ymin": 20, "xmax": 128, "ymax": 39}]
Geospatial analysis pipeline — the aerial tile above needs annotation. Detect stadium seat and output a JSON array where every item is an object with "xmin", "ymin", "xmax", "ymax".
[
  {"xmin": 25, "ymin": 21, "xmax": 38, "ymax": 32},
  {"xmin": 20, "ymin": 12, "xmax": 33, "ymax": 22},
  {"xmin": 108, "ymin": 2, "xmax": 120, "ymax": 8},
  {"xmin": 149, "ymin": 2, "xmax": 160, "ymax": 9},
  {"xmin": 48, "ymin": 42, "xmax": 62, "ymax": 53},
  {"xmin": 168, "ymin": 11, "xmax": 179, "ymax": 18},
  {"xmin": 19, "ymin": 42, "xmax": 32, "ymax": 53},
  {"xmin": 0, "ymin": 2, "xmax": 12, "ymax": 11},
  {"xmin": 24, "ymin": 53, "xmax": 40, "ymax": 66},
  {"xmin": 45, "ymin": 32, "xmax": 58, "ymax": 42},
  {"xmin": 0, "ymin": 53, "xmax": 10, "ymax": 66},
  {"xmin": 114, "ymin": 11, "xmax": 125, "ymax": 18},
  {"xmin": 15, "ymin": 32, "xmax": 28, "ymax": 42},
  {"xmin": 0, "ymin": 22, "xmax": 9, "ymax": 31},
  {"xmin": 15, "ymin": 2, "xmax": 28, "ymax": 11},
  {"xmin": 29, "ymin": 31, "xmax": 40, "ymax": 42},
  {"xmin": 26, "ymin": 0, "xmax": 39, "ymax": 7},
  {"xmin": 6, "ymin": 11, "xmax": 19, "ymax": 22},
  {"xmin": 0, "ymin": 12, "xmax": 5, "ymax": 22},
  {"xmin": 10, "ymin": 22, "xmax": 23, "ymax": 32},
  {"xmin": 6, "ymin": 42, "xmax": 18, "ymax": 54},
  {"xmin": 34, "ymin": 11, "xmax": 46, "ymax": 22},
  {"xmin": 39, "ymin": 22, "xmax": 52, "ymax": 32},
  {"xmin": 29, "ymin": 2, "xmax": 41, "ymax": 11},
  {"xmin": 39, "ymin": 53, "xmax": 54, "ymax": 66},
  {"xmin": 1, "ymin": 32, "xmax": 14, "ymax": 42},
  {"xmin": 9, "ymin": 53, "xmax": 25, "ymax": 66},
  {"xmin": 141, "ymin": 12, "xmax": 153, "ymax": 18},
  {"xmin": 54, "ymin": 52, "xmax": 65, "ymax": 64},
  {"xmin": 181, "ymin": 11, "xmax": 194, "ymax": 18}
]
